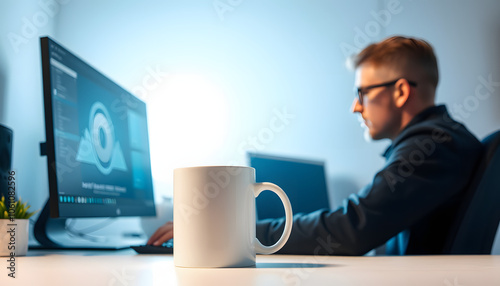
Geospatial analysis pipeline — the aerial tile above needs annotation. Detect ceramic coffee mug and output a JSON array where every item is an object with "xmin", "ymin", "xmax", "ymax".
[{"xmin": 174, "ymin": 166, "xmax": 292, "ymax": 268}]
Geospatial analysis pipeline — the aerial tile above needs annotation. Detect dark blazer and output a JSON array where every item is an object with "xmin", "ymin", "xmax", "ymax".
[{"xmin": 256, "ymin": 105, "xmax": 482, "ymax": 255}]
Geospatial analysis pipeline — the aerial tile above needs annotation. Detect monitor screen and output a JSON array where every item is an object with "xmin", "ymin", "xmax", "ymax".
[
  {"xmin": 41, "ymin": 37, "xmax": 155, "ymax": 218},
  {"xmin": 248, "ymin": 152, "xmax": 330, "ymax": 220}
]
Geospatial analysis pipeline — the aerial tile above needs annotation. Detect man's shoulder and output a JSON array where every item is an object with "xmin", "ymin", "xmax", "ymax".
[
  {"xmin": 387, "ymin": 106, "xmax": 482, "ymax": 160},
  {"xmin": 405, "ymin": 111, "xmax": 478, "ymax": 144}
]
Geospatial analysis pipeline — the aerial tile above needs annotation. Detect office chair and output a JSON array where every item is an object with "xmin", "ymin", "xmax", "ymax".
[{"xmin": 444, "ymin": 130, "xmax": 500, "ymax": 254}]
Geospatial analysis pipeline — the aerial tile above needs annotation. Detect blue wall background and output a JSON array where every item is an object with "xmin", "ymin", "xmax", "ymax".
[{"xmin": 1, "ymin": 0, "xmax": 499, "ymax": 253}]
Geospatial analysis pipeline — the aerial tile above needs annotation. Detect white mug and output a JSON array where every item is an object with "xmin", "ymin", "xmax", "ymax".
[{"xmin": 174, "ymin": 166, "xmax": 293, "ymax": 268}]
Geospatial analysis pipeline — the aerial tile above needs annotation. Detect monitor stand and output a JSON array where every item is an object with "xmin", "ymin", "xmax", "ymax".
[{"xmin": 31, "ymin": 199, "xmax": 145, "ymax": 250}]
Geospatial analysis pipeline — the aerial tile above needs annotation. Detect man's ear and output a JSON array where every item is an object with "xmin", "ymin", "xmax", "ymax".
[{"xmin": 393, "ymin": 79, "xmax": 411, "ymax": 108}]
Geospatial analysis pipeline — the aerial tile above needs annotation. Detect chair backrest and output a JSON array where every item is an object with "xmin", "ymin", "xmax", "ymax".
[{"xmin": 445, "ymin": 130, "xmax": 500, "ymax": 254}]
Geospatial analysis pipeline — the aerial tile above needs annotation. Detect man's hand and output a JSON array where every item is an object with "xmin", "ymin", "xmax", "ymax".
[{"xmin": 147, "ymin": 221, "xmax": 173, "ymax": 246}]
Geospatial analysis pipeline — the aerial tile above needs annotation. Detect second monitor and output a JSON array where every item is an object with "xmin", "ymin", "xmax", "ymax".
[{"xmin": 248, "ymin": 152, "xmax": 330, "ymax": 220}]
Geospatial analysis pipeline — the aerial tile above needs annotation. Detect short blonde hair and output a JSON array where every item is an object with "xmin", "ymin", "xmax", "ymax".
[{"xmin": 353, "ymin": 36, "xmax": 439, "ymax": 88}]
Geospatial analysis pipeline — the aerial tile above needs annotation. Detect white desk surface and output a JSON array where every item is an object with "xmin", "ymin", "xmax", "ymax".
[{"xmin": 3, "ymin": 250, "xmax": 500, "ymax": 286}]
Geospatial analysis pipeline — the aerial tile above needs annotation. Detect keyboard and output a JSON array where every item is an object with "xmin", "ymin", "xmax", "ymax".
[{"xmin": 131, "ymin": 240, "xmax": 173, "ymax": 254}]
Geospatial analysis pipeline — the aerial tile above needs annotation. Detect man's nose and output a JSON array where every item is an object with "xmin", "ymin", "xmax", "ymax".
[{"xmin": 351, "ymin": 98, "xmax": 363, "ymax": 113}]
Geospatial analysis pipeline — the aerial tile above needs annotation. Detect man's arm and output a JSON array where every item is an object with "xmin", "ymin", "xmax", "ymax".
[{"xmin": 256, "ymin": 132, "xmax": 480, "ymax": 255}]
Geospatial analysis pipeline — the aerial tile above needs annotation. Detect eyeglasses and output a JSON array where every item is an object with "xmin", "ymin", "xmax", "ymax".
[{"xmin": 355, "ymin": 78, "xmax": 417, "ymax": 105}]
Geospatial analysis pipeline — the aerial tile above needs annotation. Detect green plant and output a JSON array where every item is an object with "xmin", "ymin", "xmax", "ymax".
[{"xmin": 0, "ymin": 196, "xmax": 37, "ymax": 219}]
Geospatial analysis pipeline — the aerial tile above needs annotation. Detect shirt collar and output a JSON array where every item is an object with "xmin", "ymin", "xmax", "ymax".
[{"xmin": 382, "ymin": 105, "xmax": 448, "ymax": 158}]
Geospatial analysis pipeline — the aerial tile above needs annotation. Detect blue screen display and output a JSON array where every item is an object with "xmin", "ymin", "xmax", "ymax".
[{"xmin": 43, "ymin": 37, "xmax": 155, "ymax": 217}]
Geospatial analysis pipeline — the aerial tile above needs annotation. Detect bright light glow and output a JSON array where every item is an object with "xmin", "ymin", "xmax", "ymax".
[{"xmin": 146, "ymin": 73, "xmax": 228, "ymax": 195}]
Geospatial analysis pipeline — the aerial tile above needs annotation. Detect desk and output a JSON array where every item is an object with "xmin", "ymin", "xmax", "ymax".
[{"xmin": 3, "ymin": 250, "xmax": 500, "ymax": 286}]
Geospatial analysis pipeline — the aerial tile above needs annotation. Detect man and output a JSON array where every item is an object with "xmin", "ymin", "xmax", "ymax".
[{"xmin": 148, "ymin": 36, "xmax": 482, "ymax": 255}]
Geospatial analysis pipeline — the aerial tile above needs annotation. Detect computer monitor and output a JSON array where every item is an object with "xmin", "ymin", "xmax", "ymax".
[
  {"xmin": 34, "ymin": 37, "xmax": 156, "ymax": 249},
  {"xmin": 248, "ymin": 152, "xmax": 330, "ymax": 220}
]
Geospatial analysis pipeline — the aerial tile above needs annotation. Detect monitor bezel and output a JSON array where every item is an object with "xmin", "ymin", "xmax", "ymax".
[{"xmin": 41, "ymin": 36, "xmax": 59, "ymax": 217}]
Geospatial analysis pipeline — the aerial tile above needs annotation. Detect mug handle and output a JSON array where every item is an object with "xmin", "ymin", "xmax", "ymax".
[{"xmin": 253, "ymin": 182, "xmax": 293, "ymax": 255}]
